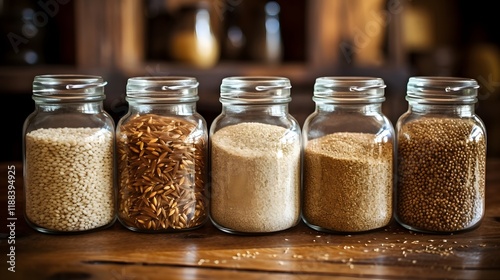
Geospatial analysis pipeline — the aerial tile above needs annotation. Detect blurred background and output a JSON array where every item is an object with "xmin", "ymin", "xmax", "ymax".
[{"xmin": 1, "ymin": 0, "xmax": 499, "ymax": 162}]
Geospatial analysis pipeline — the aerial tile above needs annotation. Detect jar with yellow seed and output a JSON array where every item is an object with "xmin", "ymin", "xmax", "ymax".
[{"xmin": 395, "ymin": 76, "xmax": 486, "ymax": 234}]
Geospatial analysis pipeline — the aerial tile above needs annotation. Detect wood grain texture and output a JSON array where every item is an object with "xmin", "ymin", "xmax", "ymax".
[{"xmin": 1, "ymin": 160, "xmax": 499, "ymax": 280}]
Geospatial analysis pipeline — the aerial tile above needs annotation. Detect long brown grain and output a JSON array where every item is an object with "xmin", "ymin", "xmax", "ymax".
[{"xmin": 117, "ymin": 114, "xmax": 207, "ymax": 231}]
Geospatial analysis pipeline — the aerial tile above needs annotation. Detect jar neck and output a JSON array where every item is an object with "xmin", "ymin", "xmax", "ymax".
[
  {"xmin": 221, "ymin": 103, "xmax": 289, "ymax": 116},
  {"xmin": 34, "ymin": 100, "xmax": 104, "ymax": 114},
  {"xmin": 316, "ymin": 103, "xmax": 382, "ymax": 114},
  {"xmin": 408, "ymin": 102, "xmax": 475, "ymax": 117},
  {"xmin": 128, "ymin": 101, "xmax": 197, "ymax": 115}
]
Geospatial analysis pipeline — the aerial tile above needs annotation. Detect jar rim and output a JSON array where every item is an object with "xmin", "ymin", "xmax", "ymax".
[
  {"xmin": 126, "ymin": 76, "xmax": 199, "ymax": 103},
  {"xmin": 406, "ymin": 76, "xmax": 479, "ymax": 104},
  {"xmin": 313, "ymin": 76, "xmax": 386, "ymax": 104},
  {"xmin": 127, "ymin": 76, "xmax": 197, "ymax": 83},
  {"xmin": 32, "ymin": 74, "xmax": 107, "ymax": 102},
  {"xmin": 220, "ymin": 76, "xmax": 292, "ymax": 104},
  {"xmin": 34, "ymin": 74, "xmax": 104, "ymax": 83}
]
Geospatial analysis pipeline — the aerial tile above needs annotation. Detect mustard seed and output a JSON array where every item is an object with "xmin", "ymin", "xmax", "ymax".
[{"xmin": 396, "ymin": 117, "xmax": 486, "ymax": 233}]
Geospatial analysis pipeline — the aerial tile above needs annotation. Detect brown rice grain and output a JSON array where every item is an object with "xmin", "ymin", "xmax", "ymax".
[{"xmin": 117, "ymin": 114, "xmax": 207, "ymax": 232}]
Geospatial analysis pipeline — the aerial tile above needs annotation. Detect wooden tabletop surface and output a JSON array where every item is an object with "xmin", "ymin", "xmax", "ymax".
[{"xmin": 1, "ymin": 159, "xmax": 499, "ymax": 280}]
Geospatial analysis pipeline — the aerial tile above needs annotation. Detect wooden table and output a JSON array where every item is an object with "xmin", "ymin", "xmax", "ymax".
[{"xmin": 1, "ymin": 159, "xmax": 499, "ymax": 280}]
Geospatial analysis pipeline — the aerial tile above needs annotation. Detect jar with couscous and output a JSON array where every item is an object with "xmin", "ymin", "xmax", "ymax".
[{"xmin": 209, "ymin": 76, "xmax": 302, "ymax": 234}]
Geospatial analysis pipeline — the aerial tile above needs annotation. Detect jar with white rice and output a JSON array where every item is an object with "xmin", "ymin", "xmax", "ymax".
[{"xmin": 23, "ymin": 74, "xmax": 116, "ymax": 234}]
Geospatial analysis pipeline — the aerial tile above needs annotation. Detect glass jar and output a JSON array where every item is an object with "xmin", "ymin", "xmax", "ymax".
[
  {"xmin": 168, "ymin": 1, "xmax": 219, "ymax": 68},
  {"xmin": 116, "ymin": 76, "xmax": 208, "ymax": 232},
  {"xmin": 395, "ymin": 76, "xmax": 486, "ymax": 234},
  {"xmin": 22, "ymin": 74, "xmax": 115, "ymax": 234},
  {"xmin": 210, "ymin": 76, "xmax": 301, "ymax": 234},
  {"xmin": 302, "ymin": 77, "xmax": 394, "ymax": 233}
]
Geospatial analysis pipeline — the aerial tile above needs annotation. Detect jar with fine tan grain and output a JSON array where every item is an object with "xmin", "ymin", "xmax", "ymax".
[
  {"xmin": 302, "ymin": 77, "xmax": 394, "ymax": 233},
  {"xmin": 210, "ymin": 76, "xmax": 302, "ymax": 235},
  {"xmin": 116, "ymin": 76, "xmax": 209, "ymax": 232}
]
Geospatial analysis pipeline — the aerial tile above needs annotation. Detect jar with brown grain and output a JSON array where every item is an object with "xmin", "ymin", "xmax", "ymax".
[
  {"xmin": 23, "ymin": 74, "xmax": 115, "ymax": 234},
  {"xmin": 302, "ymin": 77, "xmax": 395, "ymax": 233},
  {"xmin": 395, "ymin": 76, "xmax": 486, "ymax": 234},
  {"xmin": 116, "ymin": 76, "xmax": 208, "ymax": 232},
  {"xmin": 209, "ymin": 76, "xmax": 302, "ymax": 234}
]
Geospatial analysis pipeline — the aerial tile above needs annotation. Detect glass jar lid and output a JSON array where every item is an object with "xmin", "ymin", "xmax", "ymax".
[
  {"xmin": 313, "ymin": 77, "xmax": 386, "ymax": 104},
  {"xmin": 32, "ymin": 74, "xmax": 107, "ymax": 102},
  {"xmin": 406, "ymin": 76, "xmax": 479, "ymax": 104},
  {"xmin": 126, "ymin": 76, "xmax": 199, "ymax": 103},
  {"xmin": 220, "ymin": 76, "xmax": 292, "ymax": 104}
]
